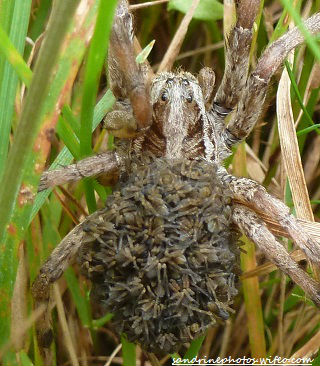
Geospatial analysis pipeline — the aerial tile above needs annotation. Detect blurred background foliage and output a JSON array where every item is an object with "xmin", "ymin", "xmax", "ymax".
[{"xmin": 0, "ymin": 0, "xmax": 320, "ymax": 365}]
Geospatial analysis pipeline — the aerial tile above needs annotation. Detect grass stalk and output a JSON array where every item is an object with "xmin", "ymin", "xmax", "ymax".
[
  {"xmin": 233, "ymin": 143, "xmax": 267, "ymax": 358},
  {"xmin": 79, "ymin": 0, "xmax": 117, "ymax": 213}
]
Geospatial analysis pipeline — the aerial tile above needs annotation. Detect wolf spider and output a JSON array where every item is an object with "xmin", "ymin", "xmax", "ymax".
[{"xmin": 33, "ymin": 0, "xmax": 320, "ymax": 361}]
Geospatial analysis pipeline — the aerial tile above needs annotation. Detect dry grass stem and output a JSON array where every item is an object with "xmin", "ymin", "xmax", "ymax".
[
  {"xmin": 53, "ymin": 189, "xmax": 80, "ymax": 225},
  {"xmin": 130, "ymin": 0, "xmax": 169, "ymax": 10},
  {"xmin": 175, "ymin": 42, "xmax": 224, "ymax": 61},
  {"xmin": 147, "ymin": 352, "xmax": 161, "ymax": 366},
  {"xmin": 157, "ymin": 0, "xmax": 201, "ymax": 72},
  {"xmin": 219, "ymin": 320, "xmax": 232, "ymax": 358},
  {"xmin": 53, "ymin": 284, "xmax": 79, "ymax": 366},
  {"xmin": 278, "ymin": 273, "xmax": 286, "ymax": 356},
  {"xmin": 58, "ymin": 186, "xmax": 89, "ymax": 217},
  {"xmin": 104, "ymin": 343, "xmax": 122, "ymax": 366},
  {"xmin": 241, "ymin": 250, "xmax": 306, "ymax": 279}
]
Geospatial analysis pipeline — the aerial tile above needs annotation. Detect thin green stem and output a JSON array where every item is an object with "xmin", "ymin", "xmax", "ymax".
[{"xmin": 284, "ymin": 61, "xmax": 316, "ymax": 131}]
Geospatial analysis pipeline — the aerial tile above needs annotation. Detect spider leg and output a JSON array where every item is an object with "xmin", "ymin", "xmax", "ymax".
[
  {"xmin": 213, "ymin": 0, "xmax": 260, "ymax": 113},
  {"xmin": 218, "ymin": 169, "xmax": 320, "ymax": 264},
  {"xmin": 31, "ymin": 214, "xmax": 99, "ymax": 363},
  {"xmin": 38, "ymin": 151, "xmax": 120, "ymax": 191},
  {"xmin": 232, "ymin": 204, "xmax": 320, "ymax": 306},
  {"xmin": 106, "ymin": 0, "xmax": 152, "ymax": 136},
  {"xmin": 223, "ymin": 12, "xmax": 320, "ymax": 146}
]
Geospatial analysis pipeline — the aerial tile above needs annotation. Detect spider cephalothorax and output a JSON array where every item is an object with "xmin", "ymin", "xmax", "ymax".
[
  {"xmin": 32, "ymin": 0, "xmax": 320, "ymax": 363},
  {"xmin": 121, "ymin": 69, "xmax": 230, "ymax": 167}
]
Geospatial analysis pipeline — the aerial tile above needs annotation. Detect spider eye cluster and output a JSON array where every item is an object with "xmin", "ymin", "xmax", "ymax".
[{"xmin": 156, "ymin": 75, "xmax": 195, "ymax": 105}]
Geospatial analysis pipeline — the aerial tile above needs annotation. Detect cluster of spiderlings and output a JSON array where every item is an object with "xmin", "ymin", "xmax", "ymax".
[{"xmin": 78, "ymin": 157, "xmax": 240, "ymax": 354}]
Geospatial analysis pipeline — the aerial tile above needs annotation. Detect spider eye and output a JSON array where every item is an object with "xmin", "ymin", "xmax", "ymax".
[
  {"xmin": 166, "ymin": 78, "xmax": 174, "ymax": 85},
  {"xmin": 161, "ymin": 91, "xmax": 168, "ymax": 102},
  {"xmin": 186, "ymin": 94, "xmax": 193, "ymax": 103},
  {"xmin": 182, "ymin": 78, "xmax": 189, "ymax": 86}
]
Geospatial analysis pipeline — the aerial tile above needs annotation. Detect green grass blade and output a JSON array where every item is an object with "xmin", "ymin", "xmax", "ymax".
[
  {"xmin": 0, "ymin": 0, "xmax": 80, "ymax": 242},
  {"xmin": 169, "ymin": 0, "xmax": 223, "ymax": 21},
  {"xmin": 183, "ymin": 334, "xmax": 206, "ymax": 360},
  {"xmin": 56, "ymin": 116, "xmax": 81, "ymax": 158},
  {"xmin": 0, "ymin": 0, "xmax": 83, "ymax": 357},
  {"xmin": 121, "ymin": 335, "xmax": 136, "ymax": 366},
  {"xmin": 62, "ymin": 105, "xmax": 80, "ymax": 136},
  {"xmin": 30, "ymin": 89, "xmax": 115, "ymax": 221},
  {"xmin": 64, "ymin": 267, "xmax": 91, "ymax": 327},
  {"xmin": 6, "ymin": 0, "xmax": 99, "ymax": 236},
  {"xmin": 0, "ymin": 0, "xmax": 14, "ymax": 86},
  {"xmin": 80, "ymin": 0, "xmax": 117, "ymax": 213},
  {"xmin": 0, "ymin": 25, "xmax": 32, "ymax": 86},
  {"xmin": 136, "ymin": 39, "xmax": 155, "ymax": 63},
  {"xmin": 284, "ymin": 61, "xmax": 316, "ymax": 131},
  {"xmin": 19, "ymin": 351, "xmax": 35, "ymax": 366},
  {"xmin": 91, "ymin": 313, "xmax": 113, "ymax": 329},
  {"xmin": 269, "ymin": 9, "xmax": 289, "ymax": 43},
  {"xmin": 297, "ymin": 124, "xmax": 320, "ymax": 136},
  {"xmin": 0, "ymin": 0, "xmax": 32, "ymax": 179},
  {"xmin": 25, "ymin": 1, "xmax": 52, "ymax": 60}
]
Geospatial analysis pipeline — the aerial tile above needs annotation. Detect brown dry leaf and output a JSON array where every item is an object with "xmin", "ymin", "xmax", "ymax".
[
  {"xmin": 276, "ymin": 53, "xmax": 314, "ymax": 220},
  {"xmin": 276, "ymin": 52, "xmax": 320, "ymax": 283},
  {"xmin": 157, "ymin": 0, "xmax": 201, "ymax": 72}
]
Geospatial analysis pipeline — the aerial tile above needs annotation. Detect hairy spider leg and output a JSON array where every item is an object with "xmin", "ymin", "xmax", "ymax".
[
  {"xmin": 31, "ymin": 212, "xmax": 100, "ymax": 363},
  {"xmin": 224, "ymin": 12, "xmax": 320, "ymax": 146},
  {"xmin": 233, "ymin": 204, "xmax": 320, "ymax": 306},
  {"xmin": 214, "ymin": 0, "xmax": 260, "ymax": 112},
  {"xmin": 218, "ymin": 169, "xmax": 320, "ymax": 264},
  {"xmin": 106, "ymin": 0, "xmax": 152, "ymax": 136}
]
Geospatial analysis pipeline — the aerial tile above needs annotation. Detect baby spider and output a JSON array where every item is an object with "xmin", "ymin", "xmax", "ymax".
[{"xmin": 33, "ymin": 0, "xmax": 320, "ymax": 363}]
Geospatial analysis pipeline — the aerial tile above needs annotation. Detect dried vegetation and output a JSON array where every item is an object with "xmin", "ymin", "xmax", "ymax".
[{"xmin": 1, "ymin": 0, "xmax": 320, "ymax": 365}]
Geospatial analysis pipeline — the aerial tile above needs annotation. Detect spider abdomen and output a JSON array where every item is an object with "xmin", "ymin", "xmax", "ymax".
[{"xmin": 78, "ymin": 158, "xmax": 240, "ymax": 353}]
